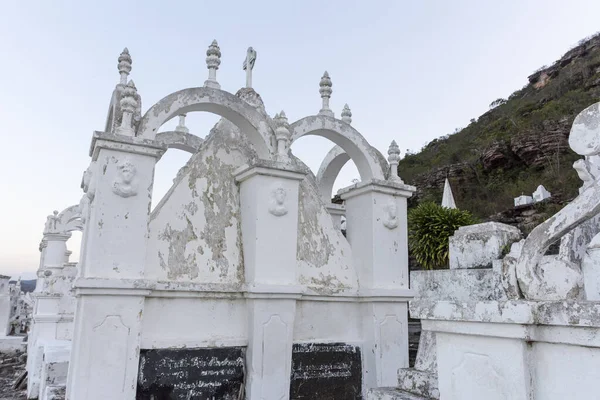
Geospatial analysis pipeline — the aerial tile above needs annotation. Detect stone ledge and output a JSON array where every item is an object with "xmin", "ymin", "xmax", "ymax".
[
  {"xmin": 397, "ymin": 369, "xmax": 439, "ymax": 399},
  {"xmin": 410, "ymin": 269, "xmax": 506, "ymax": 302},
  {"xmin": 411, "ymin": 299, "xmax": 600, "ymax": 328},
  {"xmin": 367, "ymin": 387, "xmax": 432, "ymax": 400}
]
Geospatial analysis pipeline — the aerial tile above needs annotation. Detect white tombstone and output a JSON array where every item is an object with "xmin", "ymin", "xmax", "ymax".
[
  {"xmin": 449, "ymin": 222, "xmax": 522, "ymax": 269},
  {"xmin": 514, "ymin": 194, "xmax": 534, "ymax": 207},
  {"xmin": 441, "ymin": 178, "xmax": 457, "ymax": 209},
  {"xmin": 532, "ymin": 184, "xmax": 552, "ymax": 202}
]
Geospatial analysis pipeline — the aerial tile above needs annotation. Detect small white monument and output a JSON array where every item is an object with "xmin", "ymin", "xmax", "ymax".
[
  {"xmin": 441, "ymin": 178, "xmax": 456, "ymax": 209},
  {"xmin": 514, "ymin": 194, "xmax": 534, "ymax": 207},
  {"xmin": 532, "ymin": 184, "xmax": 552, "ymax": 203}
]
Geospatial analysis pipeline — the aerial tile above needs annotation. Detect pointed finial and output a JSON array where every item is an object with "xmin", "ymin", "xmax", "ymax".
[
  {"xmin": 175, "ymin": 114, "xmax": 189, "ymax": 133},
  {"xmin": 275, "ymin": 110, "xmax": 291, "ymax": 160},
  {"xmin": 387, "ymin": 140, "xmax": 402, "ymax": 182},
  {"xmin": 204, "ymin": 40, "xmax": 222, "ymax": 89},
  {"xmin": 117, "ymin": 80, "xmax": 138, "ymax": 136},
  {"xmin": 341, "ymin": 104, "xmax": 352, "ymax": 124},
  {"xmin": 318, "ymin": 71, "xmax": 333, "ymax": 117},
  {"xmin": 118, "ymin": 48, "xmax": 132, "ymax": 86}
]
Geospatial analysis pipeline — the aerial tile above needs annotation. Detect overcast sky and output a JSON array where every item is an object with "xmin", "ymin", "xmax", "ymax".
[{"xmin": 1, "ymin": 0, "xmax": 599, "ymax": 278}]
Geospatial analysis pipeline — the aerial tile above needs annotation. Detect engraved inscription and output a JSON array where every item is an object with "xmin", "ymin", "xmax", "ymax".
[
  {"xmin": 136, "ymin": 347, "xmax": 245, "ymax": 400},
  {"xmin": 290, "ymin": 342, "xmax": 362, "ymax": 400}
]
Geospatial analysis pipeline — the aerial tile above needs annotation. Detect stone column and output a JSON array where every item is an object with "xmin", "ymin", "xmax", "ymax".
[
  {"xmin": 66, "ymin": 133, "xmax": 164, "ymax": 400},
  {"xmin": 339, "ymin": 179, "xmax": 415, "ymax": 388},
  {"xmin": 234, "ymin": 161, "xmax": 305, "ymax": 400}
]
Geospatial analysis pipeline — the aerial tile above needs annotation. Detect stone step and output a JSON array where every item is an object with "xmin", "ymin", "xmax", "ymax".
[
  {"xmin": 44, "ymin": 385, "xmax": 65, "ymax": 400},
  {"xmin": 397, "ymin": 368, "xmax": 439, "ymax": 399},
  {"xmin": 367, "ymin": 387, "xmax": 432, "ymax": 400}
]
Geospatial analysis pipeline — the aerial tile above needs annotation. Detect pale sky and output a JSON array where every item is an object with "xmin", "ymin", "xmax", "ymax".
[{"xmin": 1, "ymin": 0, "xmax": 599, "ymax": 278}]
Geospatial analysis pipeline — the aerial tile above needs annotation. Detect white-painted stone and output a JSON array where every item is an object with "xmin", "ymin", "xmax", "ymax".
[
  {"xmin": 47, "ymin": 46, "xmax": 418, "ymax": 399},
  {"xmin": 514, "ymin": 194, "xmax": 534, "ymax": 207},
  {"xmin": 449, "ymin": 222, "xmax": 521, "ymax": 269},
  {"xmin": 532, "ymin": 184, "xmax": 552, "ymax": 202},
  {"xmin": 441, "ymin": 178, "xmax": 456, "ymax": 209},
  {"xmin": 0, "ymin": 275, "xmax": 10, "ymax": 335}
]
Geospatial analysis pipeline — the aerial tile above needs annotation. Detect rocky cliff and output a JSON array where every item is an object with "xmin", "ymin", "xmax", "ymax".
[{"xmin": 399, "ymin": 33, "xmax": 600, "ymax": 219}]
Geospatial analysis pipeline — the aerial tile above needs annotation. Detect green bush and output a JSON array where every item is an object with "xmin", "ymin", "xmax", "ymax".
[{"xmin": 408, "ymin": 203, "xmax": 477, "ymax": 270}]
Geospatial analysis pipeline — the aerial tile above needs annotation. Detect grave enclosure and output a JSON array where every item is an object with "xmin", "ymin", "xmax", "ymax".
[
  {"xmin": 28, "ymin": 43, "xmax": 415, "ymax": 400},
  {"xmin": 27, "ymin": 41, "xmax": 600, "ymax": 400}
]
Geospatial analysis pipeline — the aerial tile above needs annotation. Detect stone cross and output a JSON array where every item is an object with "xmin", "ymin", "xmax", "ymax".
[{"xmin": 243, "ymin": 47, "xmax": 257, "ymax": 88}]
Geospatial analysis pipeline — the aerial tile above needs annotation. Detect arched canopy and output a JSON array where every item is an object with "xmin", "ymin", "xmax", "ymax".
[
  {"xmin": 57, "ymin": 205, "xmax": 83, "ymax": 233},
  {"xmin": 290, "ymin": 116, "xmax": 387, "ymax": 182},
  {"xmin": 155, "ymin": 131, "xmax": 204, "ymax": 153},
  {"xmin": 137, "ymin": 87, "xmax": 273, "ymax": 159},
  {"xmin": 316, "ymin": 145, "xmax": 351, "ymax": 201}
]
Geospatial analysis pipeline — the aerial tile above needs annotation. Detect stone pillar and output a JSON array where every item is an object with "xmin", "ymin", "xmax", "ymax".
[
  {"xmin": 234, "ymin": 161, "xmax": 305, "ymax": 400},
  {"xmin": 27, "ymin": 231, "xmax": 70, "ymax": 399},
  {"xmin": 325, "ymin": 203, "xmax": 345, "ymax": 231},
  {"xmin": 339, "ymin": 179, "xmax": 415, "ymax": 388},
  {"xmin": 0, "ymin": 276, "xmax": 10, "ymax": 336},
  {"xmin": 66, "ymin": 133, "xmax": 164, "ymax": 400}
]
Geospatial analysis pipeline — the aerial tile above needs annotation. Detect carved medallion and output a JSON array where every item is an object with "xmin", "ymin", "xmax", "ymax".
[
  {"xmin": 269, "ymin": 185, "xmax": 288, "ymax": 217},
  {"xmin": 112, "ymin": 160, "xmax": 138, "ymax": 198},
  {"xmin": 383, "ymin": 200, "xmax": 399, "ymax": 230}
]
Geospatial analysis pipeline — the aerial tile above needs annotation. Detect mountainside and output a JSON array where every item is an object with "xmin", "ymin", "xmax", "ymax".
[{"xmin": 399, "ymin": 33, "xmax": 600, "ymax": 220}]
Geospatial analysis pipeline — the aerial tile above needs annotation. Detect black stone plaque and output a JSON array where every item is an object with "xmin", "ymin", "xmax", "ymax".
[
  {"xmin": 136, "ymin": 347, "xmax": 245, "ymax": 400},
  {"xmin": 290, "ymin": 342, "xmax": 362, "ymax": 400}
]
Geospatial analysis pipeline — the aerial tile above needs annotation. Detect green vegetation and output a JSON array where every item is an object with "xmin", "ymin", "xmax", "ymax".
[
  {"xmin": 408, "ymin": 203, "xmax": 477, "ymax": 270},
  {"xmin": 399, "ymin": 34, "xmax": 600, "ymax": 219}
]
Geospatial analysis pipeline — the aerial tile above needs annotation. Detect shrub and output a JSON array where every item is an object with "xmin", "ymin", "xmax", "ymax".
[{"xmin": 408, "ymin": 203, "xmax": 477, "ymax": 270}]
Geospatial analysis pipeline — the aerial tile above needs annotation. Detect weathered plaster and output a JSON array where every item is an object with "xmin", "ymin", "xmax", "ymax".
[{"xmin": 136, "ymin": 87, "xmax": 273, "ymax": 158}]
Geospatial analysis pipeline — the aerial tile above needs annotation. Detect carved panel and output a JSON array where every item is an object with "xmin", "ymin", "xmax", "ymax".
[
  {"xmin": 451, "ymin": 353, "xmax": 507, "ymax": 400},
  {"xmin": 261, "ymin": 315, "xmax": 288, "ymax": 398},
  {"xmin": 86, "ymin": 316, "xmax": 130, "ymax": 396}
]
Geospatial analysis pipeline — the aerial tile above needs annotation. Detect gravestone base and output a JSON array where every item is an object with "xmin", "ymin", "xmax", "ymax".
[{"xmin": 412, "ymin": 299, "xmax": 600, "ymax": 400}]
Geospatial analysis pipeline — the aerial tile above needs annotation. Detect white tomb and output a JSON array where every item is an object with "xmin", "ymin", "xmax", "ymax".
[
  {"xmin": 37, "ymin": 43, "xmax": 417, "ymax": 400},
  {"xmin": 514, "ymin": 194, "xmax": 534, "ymax": 207},
  {"xmin": 532, "ymin": 184, "xmax": 552, "ymax": 202}
]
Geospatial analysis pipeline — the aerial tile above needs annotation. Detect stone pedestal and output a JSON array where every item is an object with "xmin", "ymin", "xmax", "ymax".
[
  {"xmin": 235, "ymin": 161, "xmax": 305, "ymax": 400},
  {"xmin": 340, "ymin": 180, "xmax": 415, "ymax": 388},
  {"xmin": 27, "ymin": 232, "xmax": 71, "ymax": 399},
  {"xmin": 66, "ymin": 133, "xmax": 164, "ymax": 400}
]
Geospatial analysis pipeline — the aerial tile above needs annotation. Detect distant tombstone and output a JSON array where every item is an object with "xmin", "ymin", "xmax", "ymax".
[
  {"xmin": 532, "ymin": 185, "xmax": 552, "ymax": 203},
  {"xmin": 136, "ymin": 347, "xmax": 245, "ymax": 399},
  {"xmin": 514, "ymin": 195, "xmax": 534, "ymax": 207},
  {"xmin": 289, "ymin": 343, "xmax": 362, "ymax": 400}
]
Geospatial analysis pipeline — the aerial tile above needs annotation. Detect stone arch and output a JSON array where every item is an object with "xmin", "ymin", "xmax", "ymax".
[
  {"xmin": 155, "ymin": 131, "xmax": 204, "ymax": 153},
  {"xmin": 136, "ymin": 87, "xmax": 273, "ymax": 159},
  {"xmin": 316, "ymin": 145, "xmax": 351, "ymax": 201},
  {"xmin": 290, "ymin": 115, "xmax": 388, "ymax": 182},
  {"xmin": 57, "ymin": 205, "xmax": 83, "ymax": 233}
]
